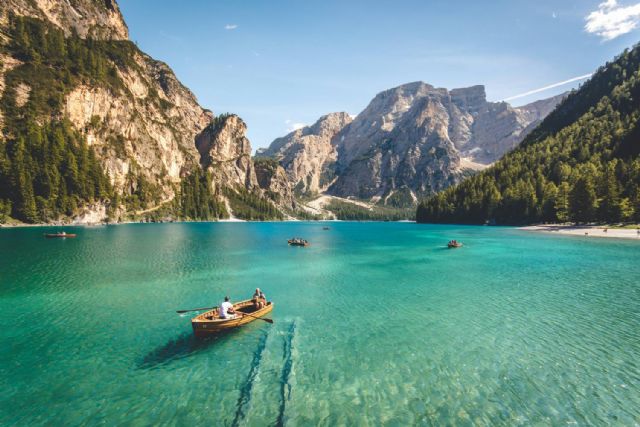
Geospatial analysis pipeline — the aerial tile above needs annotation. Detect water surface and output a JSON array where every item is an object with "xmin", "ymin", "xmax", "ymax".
[{"xmin": 1, "ymin": 223, "xmax": 639, "ymax": 425}]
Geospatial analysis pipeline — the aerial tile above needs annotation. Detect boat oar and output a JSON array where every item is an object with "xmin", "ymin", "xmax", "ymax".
[
  {"xmin": 176, "ymin": 306, "xmax": 216, "ymax": 314},
  {"xmin": 238, "ymin": 311, "xmax": 274, "ymax": 324}
]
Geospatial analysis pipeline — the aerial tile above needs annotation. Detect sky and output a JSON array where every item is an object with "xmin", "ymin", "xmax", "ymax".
[{"xmin": 117, "ymin": 0, "xmax": 640, "ymax": 150}]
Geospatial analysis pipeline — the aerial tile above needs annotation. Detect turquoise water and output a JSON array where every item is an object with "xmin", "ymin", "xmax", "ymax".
[{"xmin": 1, "ymin": 223, "xmax": 639, "ymax": 426}]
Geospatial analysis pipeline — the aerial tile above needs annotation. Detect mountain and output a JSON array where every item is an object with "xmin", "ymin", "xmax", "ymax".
[
  {"xmin": 416, "ymin": 44, "xmax": 640, "ymax": 225},
  {"xmin": 0, "ymin": 0, "xmax": 294, "ymax": 224},
  {"xmin": 257, "ymin": 112, "xmax": 352, "ymax": 195},
  {"xmin": 260, "ymin": 82, "xmax": 565, "ymax": 207}
]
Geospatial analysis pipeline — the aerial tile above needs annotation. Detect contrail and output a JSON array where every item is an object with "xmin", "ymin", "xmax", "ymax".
[{"xmin": 503, "ymin": 74, "xmax": 592, "ymax": 101}]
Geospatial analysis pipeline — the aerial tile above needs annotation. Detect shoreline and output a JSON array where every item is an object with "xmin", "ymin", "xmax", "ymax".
[
  {"xmin": 0, "ymin": 219, "xmax": 420, "ymax": 228},
  {"xmin": 519, "ymin": 224, "xmax": 640, "ymax": 240}
]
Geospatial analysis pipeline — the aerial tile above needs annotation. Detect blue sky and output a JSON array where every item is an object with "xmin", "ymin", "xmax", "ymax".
[{"xmin": 118, "ymin": 0, "xmax": 640, "ymax": 150}]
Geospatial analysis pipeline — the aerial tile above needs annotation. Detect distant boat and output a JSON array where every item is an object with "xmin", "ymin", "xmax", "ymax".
[
  {"xmin": 44, "ymin": 232, "xmax": 76, "ymax": 238},
  {"xmin": 191, "ymin": 299, "xmax": 273, "ymax": 336},
  {"xmin": 323, "ymin": 226, "xmax": 330, "ymax": 230},
  {"xmin": 447, "ymin": 241, "xmax": 463, "ymax": 248},
  {"xmin": 288, "ymin": 238, "xmax": 309, "ymax": 247}
]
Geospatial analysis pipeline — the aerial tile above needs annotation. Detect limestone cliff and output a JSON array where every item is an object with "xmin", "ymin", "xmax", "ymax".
[
  {"xmin": 254, "ymin": 158, "xmax": 296, "ymax": 211},
  {"xmin": 196, "ymin": 115, "xmax": 257, "ymax": 189},
  {"xmin": 195, "ymin": 114, "xmax": 295, "ymax": 211}
]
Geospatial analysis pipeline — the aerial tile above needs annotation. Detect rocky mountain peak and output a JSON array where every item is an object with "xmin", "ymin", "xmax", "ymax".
[
  {"xmin": 307, "ymin": 112, "xmax": 353, "ymax": 138},
  {"xmin": 450, "ymin": 85, "xmax": 487, "ymax": 114}
]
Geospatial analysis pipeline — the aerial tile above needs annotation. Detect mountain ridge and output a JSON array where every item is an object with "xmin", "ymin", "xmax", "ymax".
[{"xmin": 260, "ymin": 81, "xmax": 566, "ymax": 206}]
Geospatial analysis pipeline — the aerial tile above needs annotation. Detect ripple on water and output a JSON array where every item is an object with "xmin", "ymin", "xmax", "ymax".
[{"xmin": 0, "ymin": 223, "xmax": 639, "ymax": 425}]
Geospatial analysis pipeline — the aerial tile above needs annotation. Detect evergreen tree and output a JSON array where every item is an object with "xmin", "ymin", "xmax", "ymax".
[
  {"xmin": 554, "ymin": 182, "xmax": 571, "ymax": 223},
  {"xmin": 569, "ymin": 177, "xmax": 598, "ymax": 223},
  {"xmin": 597, "ymin": 163, "xmax": 622, "ymax": 222}
]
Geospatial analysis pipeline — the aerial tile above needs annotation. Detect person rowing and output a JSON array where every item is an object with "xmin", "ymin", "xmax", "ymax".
[{"xmin": 219, "ymin": 296, "xmax": 236, "ymax": 319}]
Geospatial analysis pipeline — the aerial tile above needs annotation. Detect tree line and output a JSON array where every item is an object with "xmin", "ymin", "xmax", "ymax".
[{"xmin": 326, "ymin": 199, "xmax": 414, "ymax": 221}]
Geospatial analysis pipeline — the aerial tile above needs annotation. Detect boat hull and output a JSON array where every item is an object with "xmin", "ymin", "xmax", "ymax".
[
  {"xmin": 191, "ymin": 300, "xmax": 273, "ymax": 337},
  {"xmin": 45, "ymin": 234, "xmax": 77, "ymax": 238}
]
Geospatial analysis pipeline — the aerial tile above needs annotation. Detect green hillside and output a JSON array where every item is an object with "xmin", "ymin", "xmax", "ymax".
[{"xmin": 417, "ymin": 43, "xmax": 640, "ymax": 225}]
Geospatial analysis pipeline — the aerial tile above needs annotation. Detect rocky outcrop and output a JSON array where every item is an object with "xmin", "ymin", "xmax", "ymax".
[
  {"xmin": 195, "ymin": 115, "xmax": 296, "ymax": 211},
  {"xmin": 0, "ymin": 0, "xmax": 129, "ymax": 40},
  {"xmin": 196, "ymin": 115, "xmax": 258, "ymax": 189},
  {"xmin": 457, "ymin": 91, "xmax": 568, "ymax": 164},
  {"xmin": 254, "ymin": 158, "xmax": 296, "ymax": 211},
  {"xmin": 263, "ymin": 81, "xmax": 565, "ymax": 205},
  {"xmin": 257, "ymin": 112, "xmax": 352, "ymax": 195}
]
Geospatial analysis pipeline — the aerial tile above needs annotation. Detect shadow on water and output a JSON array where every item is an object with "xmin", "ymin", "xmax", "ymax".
[
  {"xmin": 138, "ymin": 319, "xmax": 271, "ymax": 370},
  {"xmin": 138, "ymin": 331, "xmax": 232, "ymax": 370}
]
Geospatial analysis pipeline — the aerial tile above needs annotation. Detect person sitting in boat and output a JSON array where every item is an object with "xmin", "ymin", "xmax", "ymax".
[
  {"xmin": 219, "ymin": 296, "xmax": 236, "ymax": 319},
  {"xmin": 252, "ymin": 288, "xmax": 266, "ymax": 309}
]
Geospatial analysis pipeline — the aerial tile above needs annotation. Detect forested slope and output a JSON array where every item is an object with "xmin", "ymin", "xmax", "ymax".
[{"xmin": 417, "ymin": 44, "xmax": 640, "ymax": 225}]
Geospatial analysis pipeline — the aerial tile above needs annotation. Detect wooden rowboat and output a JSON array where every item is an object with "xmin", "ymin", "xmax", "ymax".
[
  {"xmin": 288, "ymin": 239, "xmax": 309, "ymax": 246},
  {"xmin": 191, "ymin": 299, "xmax": 273, "ymax": 337},
  {"xmin": 447, "ymin": 242, "xmax": 463, "ymax": 248},
  {"xmin": 45, "ymin": 233, "xmax": 76, "ymax": 238}
]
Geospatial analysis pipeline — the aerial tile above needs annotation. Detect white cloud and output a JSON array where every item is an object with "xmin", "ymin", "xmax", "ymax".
[
  {"xmin": 285, "ymin": 120, "xmax": 306, "ymax": 132},
  {"xmin": 585, "ymin": 0, "xmax": 640, "ymax": 41},
  {"xmin": 503, "ymin": 74, "xmax": 592, "ymax": 102},
  {"xmin": 224, "ymin": 24, "xmax": 238, "ymax": 30}
]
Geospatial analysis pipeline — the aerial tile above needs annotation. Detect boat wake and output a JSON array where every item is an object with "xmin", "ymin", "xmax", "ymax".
[
  {"xmin": 232, "ymin": 319, "xmax": 299, "ymax": 426},
  {"xmin": 277, "ymin": 320, "xmax": 297, "ymax": 427},
  {"xmin": 232, "ymin": 329, "xmax": 271, "ymax": 427}
]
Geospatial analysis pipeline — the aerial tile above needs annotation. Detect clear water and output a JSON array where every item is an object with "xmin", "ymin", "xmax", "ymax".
[{"xmin": 1, "ymin": 223, "xmax": 639, "ymax": 426}]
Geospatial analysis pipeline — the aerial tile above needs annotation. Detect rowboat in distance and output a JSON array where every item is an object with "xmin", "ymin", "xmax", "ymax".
[
  {"xmin": 447, "ymin": 240, "xmax": 463, "ymax": 248},
  {"xmin": 288, "ymin": 238, "xmax": 309, "ymax": 246},
  {"xmin": 191, "ymin": 299, "xmax": 273, "ymax": 337},
  {"xmin": 45, "ymin": 232, "xmax": 76, "ymax": 238}
]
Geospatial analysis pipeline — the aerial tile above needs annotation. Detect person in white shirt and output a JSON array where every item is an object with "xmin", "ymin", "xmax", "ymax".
[{"xmin": 219, "ymin": 296, "xmax": 236, "ymax": 319}]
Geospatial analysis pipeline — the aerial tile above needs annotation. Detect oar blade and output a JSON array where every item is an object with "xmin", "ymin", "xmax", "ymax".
[{"xmin": 176, "ymin": 306, "xmax": 215, "ymax": 314}]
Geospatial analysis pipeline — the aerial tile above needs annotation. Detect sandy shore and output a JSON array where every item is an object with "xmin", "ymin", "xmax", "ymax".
[{"xmin": 520, "ymin": 224, "xmax": 640, "ymax": 240}]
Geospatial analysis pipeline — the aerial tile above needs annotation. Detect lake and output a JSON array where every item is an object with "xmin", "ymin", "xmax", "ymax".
[{"xmin": 1, "ymin": 222, "xmax": 639, "ymax": 425}]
